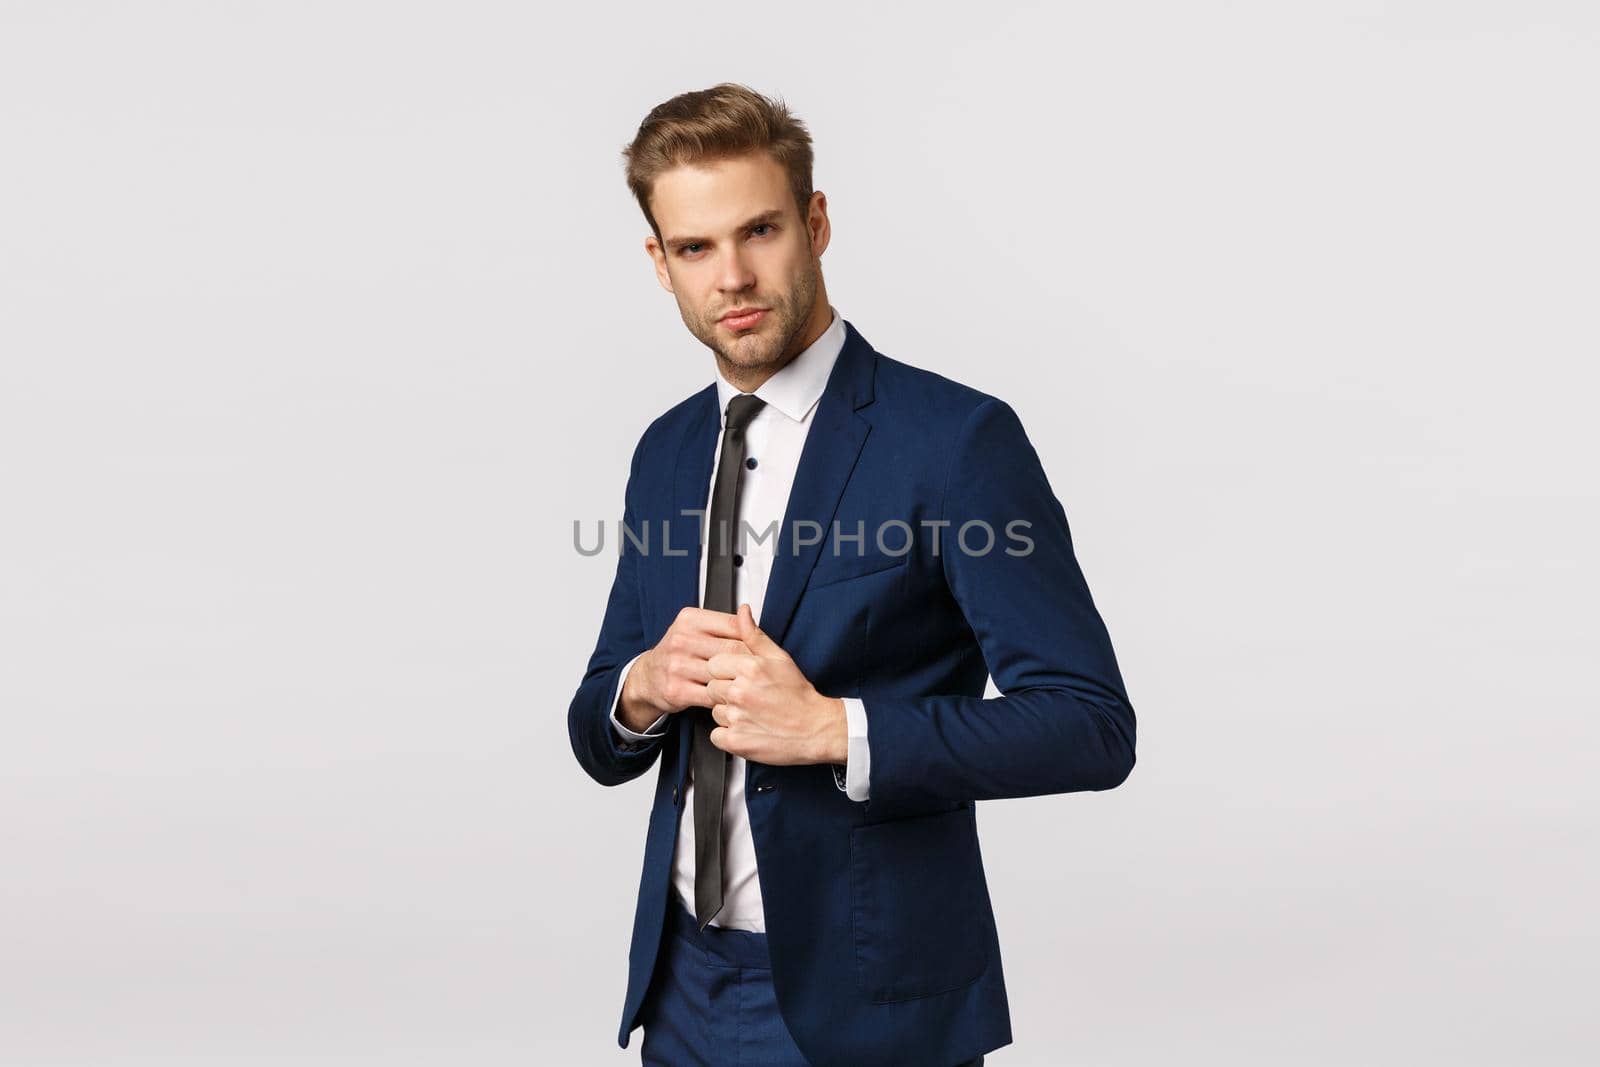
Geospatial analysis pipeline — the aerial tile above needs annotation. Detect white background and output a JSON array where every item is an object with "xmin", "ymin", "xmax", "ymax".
[{"xmin": 2, "ymin": 2, "xmax": 1596, "ymax": 1064}]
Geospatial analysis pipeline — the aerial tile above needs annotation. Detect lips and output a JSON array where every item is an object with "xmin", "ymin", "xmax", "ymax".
[{"xmin": 720, "ymin": 308, "xmax": 768, "ymax": 331}]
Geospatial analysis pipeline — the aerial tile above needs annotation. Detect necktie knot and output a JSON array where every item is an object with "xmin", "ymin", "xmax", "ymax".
[{"xmin": 725, "ymin": 393, "xmax": 766, "ymax": 433}]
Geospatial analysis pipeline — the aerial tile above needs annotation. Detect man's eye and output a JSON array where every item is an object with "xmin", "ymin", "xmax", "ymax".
[
  {"xmin": 681, "ymin": 244, "xmax": 703, "ymax": 256},
  {"xmin": 751, "ymin": 224, "xmax": 772, "ymax": 237}
]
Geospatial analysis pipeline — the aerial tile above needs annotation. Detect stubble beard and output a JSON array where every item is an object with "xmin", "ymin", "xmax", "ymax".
[{"xmin": 691, "ymin": 258, "xmax": 820, "ymax": 383}]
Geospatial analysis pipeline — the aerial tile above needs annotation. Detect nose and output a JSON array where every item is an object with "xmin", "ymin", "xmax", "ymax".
[{"xmin": 716, "ymin": 245, "xmax": 757, "ymax": 294}]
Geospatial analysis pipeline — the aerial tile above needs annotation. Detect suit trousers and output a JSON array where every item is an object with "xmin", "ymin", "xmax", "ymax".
[{"xmin": 638, "ymin": 892, "xmax": 985, "ymax": 1067}]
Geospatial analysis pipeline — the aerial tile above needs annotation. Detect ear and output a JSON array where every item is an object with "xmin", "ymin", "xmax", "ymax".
[
  {"xmin": 805, "ymin": 190, "xmax": 831, "ymax": 258},
  {"xmin": 644, "ymin": 234, "xmax": 674, "ymax": 293}
]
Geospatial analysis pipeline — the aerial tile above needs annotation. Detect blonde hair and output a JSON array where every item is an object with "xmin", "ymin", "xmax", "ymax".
[{"xmin": 622, "ymin": 82, "xmax": 815, "ymax": 241}]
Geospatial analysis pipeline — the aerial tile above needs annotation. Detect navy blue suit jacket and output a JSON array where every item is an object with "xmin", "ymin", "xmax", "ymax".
[{"xmin": 568, "ymin": 319, "xmax": 1136, "ymax": 1066}]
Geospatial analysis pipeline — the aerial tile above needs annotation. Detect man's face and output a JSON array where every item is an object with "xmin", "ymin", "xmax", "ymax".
[{"xmin": 645, "ymin": 152, "xmax": 828, "ymax": 379}]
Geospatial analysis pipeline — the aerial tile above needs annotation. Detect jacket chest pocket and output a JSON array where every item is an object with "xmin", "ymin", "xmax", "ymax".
[
  {"xmin": 808, "ymin": 547, "xmax": 908, "ymax": 590},
  {"xmin": 848, "ymin": 805, "xmax": 988, "ymax": 1002}
]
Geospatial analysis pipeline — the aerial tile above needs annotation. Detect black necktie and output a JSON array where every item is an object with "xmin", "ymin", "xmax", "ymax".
[{"xmin": 692, "ymin": 391, "xmax": 766, "ymax": 929}]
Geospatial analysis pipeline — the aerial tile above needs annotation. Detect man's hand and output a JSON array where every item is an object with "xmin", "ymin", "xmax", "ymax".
[
  {"xmin": 704, "ymin": 603, "xmax": 848, "ymax": 766},
  {"xmin": 617, "ymin": 607, "xmax": 753, "ymax": 733}
]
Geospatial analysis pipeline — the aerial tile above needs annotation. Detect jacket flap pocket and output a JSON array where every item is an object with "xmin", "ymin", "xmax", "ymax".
[{"xmin": 849, "ymin": 805, "xmax": 987, "ymax": 1002}]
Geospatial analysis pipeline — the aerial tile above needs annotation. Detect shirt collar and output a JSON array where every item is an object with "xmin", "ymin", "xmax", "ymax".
[{"xmin": 714, "ymin": 306, "xmax": 844, "ymax": 426}]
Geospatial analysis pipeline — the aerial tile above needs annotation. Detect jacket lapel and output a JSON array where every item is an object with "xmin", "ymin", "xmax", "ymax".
[
  {"xmin": 757, "ymin": 321, "xmax": 878, "ymax": 647},
  {"xmin": 665, "ymin": 385, "xmax": 719, "ymax": 791},
  {"xmin": 667, "ymin": 384, "xmax": 719, "ymax": 629}
]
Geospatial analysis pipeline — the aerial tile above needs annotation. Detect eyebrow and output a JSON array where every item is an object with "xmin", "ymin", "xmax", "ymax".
[{"xmin": 664, "ymin": 209, "xmax": 786, "ymax": 250}]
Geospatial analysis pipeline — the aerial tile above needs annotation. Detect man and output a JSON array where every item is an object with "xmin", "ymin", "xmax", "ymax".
[{"xmin": 567, "ymin": 83, "xmax": 1136, "ymax": 1066}]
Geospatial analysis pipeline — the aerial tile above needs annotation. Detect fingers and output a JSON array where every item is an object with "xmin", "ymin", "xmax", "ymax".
[
  {"xmin": 736, "ymin": 602, "xmax": 780, "ymax": 654},
  {"xmin": 691, "ymin": 671, "xmax": 743, "ymax": 711},
  {"xmin": 673, "ymin": 605, "xmax": 747, "ymax": 640},
  {"xmin": 657, "ymin": 642, "xmax": 751, "ymax": 697},
  {"xmin": 709, "ymin": 723, "xmax": 764, "ymax": 761},
  {"xmin": 704, "ymin": 676, "xmax": 740, "ymax": 707},
  {"xmin": 681, "ymin": 680, "xmax": 717, "ymax": 711},
  {"xmin": 668, "ymin": 654, "xmax": 751, "ymax": 709},
  {"xmin": 654, "ymin": 607, "xmax": 775, "ymax": 718},
  {"xmin": 708, "ymin": 723, "xmax": 750, "ymax": 757},
  {"xmin": 651, "ymin": 629, "xmax": 752, "ymax": 709},
  {"xmin": 705, "ymin": 650, "xmax": 756, "ymax": 681},
  {"xmin": 671, "ymin": 633, "xmax": 751, "ymax": 667}
]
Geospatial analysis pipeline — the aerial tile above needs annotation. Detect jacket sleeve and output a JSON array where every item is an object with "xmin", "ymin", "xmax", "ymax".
[
  {"xmin": 861, "ymin": 397, "xmax": 1137, "ymax": 821},
  {"xmin": 567, "ymin": 433, "xmax": 665, "ymax": 787}
]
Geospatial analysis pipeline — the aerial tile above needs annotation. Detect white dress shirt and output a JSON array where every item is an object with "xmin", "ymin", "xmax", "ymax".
[{"xmin": 607, "ymin": 306, "xmax": 871, "ymax": 932}]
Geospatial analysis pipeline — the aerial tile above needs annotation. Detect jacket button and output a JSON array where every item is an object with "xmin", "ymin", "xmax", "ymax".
[
  {"xmin": 755, "ymin": 783, "xmax": 774, "ymax": 793},
  {"xmin": 672, "ymin": 783, "xmax": 681, "ymax": 804}
]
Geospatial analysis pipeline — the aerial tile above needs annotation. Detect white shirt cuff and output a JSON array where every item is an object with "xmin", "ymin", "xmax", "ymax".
[
  {"xmin": 609, "ymin": 653, "xmax": 668, "ymax": 746},
  {"xmin": 831, "ymin": 697, "xmax": 870, "ymax": 801}
]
